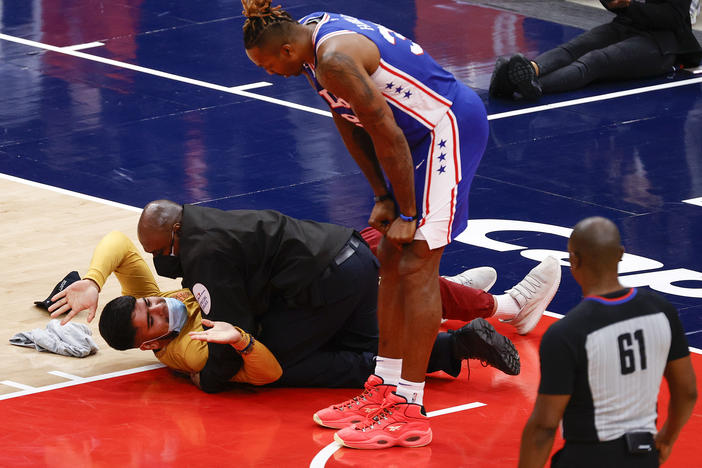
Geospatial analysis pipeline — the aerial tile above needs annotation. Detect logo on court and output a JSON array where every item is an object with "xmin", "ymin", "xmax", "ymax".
[{"xmin": 191, "ymin": 283, "xmax": 211, "ymax": 315}]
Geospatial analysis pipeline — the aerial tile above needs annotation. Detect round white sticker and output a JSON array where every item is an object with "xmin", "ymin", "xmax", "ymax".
[{"xmin": 191, "ymin": 283, "xmax": 211, "ymax": 315}]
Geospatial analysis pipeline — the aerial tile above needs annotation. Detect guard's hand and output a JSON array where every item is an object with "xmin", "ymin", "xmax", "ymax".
[
  {"xmin": 368, "ymin": 199, "xmax": 396, "ymax": 235},
  {"xmin": 385, "ymin": 216, "xmax": 417, "ymax": 246},
  {"xmin": 48, "ymin": 279, "xmax": 99, "ymax": 325},
  {"xmin": 190, "ymin": 372, "xmax": 201, "ymax": 389},
  {"xmin": 189, "ymin": 319, "xmax": 243, "ymax": 345}
]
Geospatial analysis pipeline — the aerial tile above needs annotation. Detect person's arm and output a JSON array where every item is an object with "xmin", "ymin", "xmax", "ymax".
[
  {"xmin": 519, "ymin": 394, "xmax": 571, "ymax": 468},
  {"xmin": 189, "ymin": 320, "xmax": 282, "ymax": 387},
  {"xmin": 331, "ymin": 112, "xmax": 396, "ymax": 234},
  {"xmin": 616, "ymin": 0, "xmax": 690, "ymax": 30},
  {"xmin": 49, "ymin": 231, "xmax": 161, "ymax": 323},
  {"xmin": 655, "ymin": 355, "xmax": 698, "ymax": 464},
  {"xmin": 316, "ymin": 34, "xmax": 417, "ymax": 245}
]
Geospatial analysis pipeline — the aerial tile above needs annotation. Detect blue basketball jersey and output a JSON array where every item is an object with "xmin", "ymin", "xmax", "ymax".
[{"xmin": 299, "ymin": 12, "xmax": 461, "ymax": 147}]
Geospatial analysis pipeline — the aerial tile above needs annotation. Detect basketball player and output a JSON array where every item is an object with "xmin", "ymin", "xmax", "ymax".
[
  {"xmin": 238, "ymin": 1, "xmax": 561, "ymax": 448},
  {"xmin": 518, "ymin": 217, "xmax": 697, "ymax": 467}
]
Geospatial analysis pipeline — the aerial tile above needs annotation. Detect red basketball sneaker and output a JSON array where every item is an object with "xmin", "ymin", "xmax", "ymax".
[
  {"xmin": 313, "ymin": 374, "xmax": 395, "ymax": 429},
  {"xmin": 333, "ymin": 392, "xmax": 432, "ymax": 449}
]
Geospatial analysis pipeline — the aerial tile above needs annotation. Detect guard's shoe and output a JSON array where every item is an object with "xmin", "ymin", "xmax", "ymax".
[
  {"xmin": 489, "ymin": 56, "xmax": 514, "ymax": 98},
  {"xmin": 334, "ymin": 392, "xmax": 432, "ymax": 449},
  {"xmin": 450, "ymin": 318, "xmax": 520, "ymax": 375},
  {"xmin": 34, "ymin": 271, "xmax": 81, "ymax": 310},
  {"xmin": 313, "ymin": 375, "xmax": 395, "ymax": 429},
  {"xmin": 501, "ymin": 256, "xmax": 561, "ymax": 334},
  {"xmin": 443, "ymin": 267, "xmax": 497, "ymax": 292},
  {"xmin": 507, "ymin": 53, "xmax": 542, "ymax": 100}
]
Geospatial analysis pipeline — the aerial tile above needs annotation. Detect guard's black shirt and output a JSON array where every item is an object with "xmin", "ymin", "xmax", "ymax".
[{"xmin": 177, "ymin": 204, "xmax": 353, "ymax": 391}]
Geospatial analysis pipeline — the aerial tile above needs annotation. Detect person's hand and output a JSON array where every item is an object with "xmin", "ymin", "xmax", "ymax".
[
  {"xmin": 368, "ymin": 198, "xmax": 396, "ymax": 235},
  {"xmin": 48, "ymin": 279, "xmax": 100, "ymax": 325},
  {"xmin": 607, "ymin": 0, "xmax": 631, "ymax": 9},
  {"xmin": 655, "ymin": 432, "xmax": 673, "ymax": 465},
  {"xmin": 385, "ymin": 216, "xmax": 417, "ymax": 246},
  {"xmin": 190, "ymin": 372, "xmax": 201, "ymax": 389},
  {"xmin": 188, "ymin": 319, "xmax": 243, "ymax": 344}
]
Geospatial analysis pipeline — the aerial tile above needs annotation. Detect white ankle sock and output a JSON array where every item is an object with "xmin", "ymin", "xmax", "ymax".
[
  {"xmin": 374, "ymin": 357, "xmax": 402, "ymax": 386},
  {"xmin": 396, "ymin": 378, "xmax": 425, "ymax": 406},
  {"xmin": 494, "ymin": 294, "xmax": 521, "ymax": 320}
]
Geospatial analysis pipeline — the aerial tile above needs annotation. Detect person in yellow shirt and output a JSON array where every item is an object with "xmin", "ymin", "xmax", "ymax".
[{"xmin": 48, "ymin": 230, "xmax": 282, "ymax": 388}]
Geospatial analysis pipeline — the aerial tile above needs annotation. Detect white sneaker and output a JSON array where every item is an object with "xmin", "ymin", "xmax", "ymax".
[
  {"xmin": 443, "ymin": 267, "xmax": 497, "ymax": 292},
  {"xmin": 501, "ymin": 257, "xmax": 561, "ymax": 335}
]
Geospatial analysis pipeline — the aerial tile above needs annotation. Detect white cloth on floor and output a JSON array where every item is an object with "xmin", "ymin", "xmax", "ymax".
[{"xmin": 9, "ymin": 319, "xmax": 98, "ymax": 358}]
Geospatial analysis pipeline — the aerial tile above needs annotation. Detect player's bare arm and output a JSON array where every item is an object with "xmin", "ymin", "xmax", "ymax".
[
  {"xmin": 331, "ymin": 112, "xmax": 395, "ymax": 232},
  {"xmin": 316, "ymin": 36, "xmax": 417, "ymax": 243}
]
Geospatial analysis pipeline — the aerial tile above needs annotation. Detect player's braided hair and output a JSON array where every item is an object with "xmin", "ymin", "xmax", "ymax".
[{"xmin": 241, "ymin": 0, "xmax": 295, "ymax": 49}]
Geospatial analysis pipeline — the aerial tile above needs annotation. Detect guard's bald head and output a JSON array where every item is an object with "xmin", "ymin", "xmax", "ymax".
[
  {"xmin": 568, "ymin": 216, "xmax": 623, "ymax": 273},
  {"xmin": 137, "ymin": 200, "xmax": 183, "ymax": 251}
]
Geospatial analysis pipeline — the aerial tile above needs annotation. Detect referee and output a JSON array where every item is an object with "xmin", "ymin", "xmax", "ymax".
[{"xmin": 519, "ymin": 217, "xmax": 697, "ymax": 468}]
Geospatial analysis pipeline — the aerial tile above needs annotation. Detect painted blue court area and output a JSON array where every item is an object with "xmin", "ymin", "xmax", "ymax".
[{"xmin": 1, "ymin": 1, "xmax": 701, "ymax": 346}]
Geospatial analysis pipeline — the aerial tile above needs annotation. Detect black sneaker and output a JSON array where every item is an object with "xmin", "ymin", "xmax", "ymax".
[
  {"xmin": 34, "ymin": 271, "xmax": 81, "ymax": 310},
  {"xmin": 450, "ymin": 318, "xmax": 521, "ymax": 375},
  {"xmin": 507, "ymin": 53, "xmax": 542, "ymax": 101},
  {"xmin": 489, "ymin": 56, "xmax": 514, "ymax": 98}
]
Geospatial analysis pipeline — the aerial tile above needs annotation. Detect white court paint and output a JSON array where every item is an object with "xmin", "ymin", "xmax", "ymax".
[
  {"xmin": 1, "ymin": 33, "xmax": 701, "ymax": 121},
  {"xmin": 0, "ymin": 33, "xmax": 333, "ymax": 118},
  {"xmin": 683, "ymin": 197, "xmax": 702, "ymax": 207},
  {"xmin": 0, "ymin": 363, "xmax": 166, "ymax": 401},
  {"xmin": 309, "ymin": 402, "xmax": 487, "ymax": 467}
]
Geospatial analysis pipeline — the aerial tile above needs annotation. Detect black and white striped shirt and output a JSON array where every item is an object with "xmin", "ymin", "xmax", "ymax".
[{"xmin": 539, "ymin": 288, "xmax": 689, "ymax": 442}]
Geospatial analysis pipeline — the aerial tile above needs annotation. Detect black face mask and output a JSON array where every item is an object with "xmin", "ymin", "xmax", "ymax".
[{"xmin": 153, "ymin": 255, "xmax": 183, "ymax": 279}]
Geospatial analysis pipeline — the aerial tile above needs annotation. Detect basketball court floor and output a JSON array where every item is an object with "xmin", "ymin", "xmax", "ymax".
[{"xmin": 1, "ymin": 1, "xmax": 701, "ymax": 466}]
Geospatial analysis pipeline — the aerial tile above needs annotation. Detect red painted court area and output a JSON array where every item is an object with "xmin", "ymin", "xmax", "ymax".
[{"xmin": 3, "ymin": 317, "xmax": 700, "ymax": 467}]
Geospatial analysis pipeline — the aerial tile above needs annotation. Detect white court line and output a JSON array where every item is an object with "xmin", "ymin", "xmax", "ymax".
[
  {"xmin": 426, "ymin": 401, "xmax": 486, "ymax": 417},
  {"xmin": 61, "ymin": 41, "xmax": 104, "ymax": 51},
  {"xmin": 0, "ymin": 172, "xmax": 141, "ymax": 212},
  {"xmin": 1, "ymin": 33, "xmax": 701, "ymax": 121},
  {"xmin": 487, "ymin": 75, "xmax": 702, "ymax": 121},
  {"xmin": 683, "ymin": 197, "xmax": 702, "ymax": 207},
  {"xmin": 229, "ymin": 81, "xmax": 273, "ymax": 91},
  {"xmin": 1, "ymin": 381, "xmax": 36, "ymax": 391},
  {"xmin": 0, "ymin": 363, "xmax": 165, "ymax": 401},
  {"xmin": 309, "ymin": 401, "xmax": 486, "ymax": 467},
  {"xmin": 48, "ymin": 370, "xmax": 83, "ymax": 380},
  {"xmin": 0, "ymin": 33, "xmax": 332, "ymax": 118}
]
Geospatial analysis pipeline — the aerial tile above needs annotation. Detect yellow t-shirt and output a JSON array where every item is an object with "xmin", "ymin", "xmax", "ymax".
[{"xmin": 85, "ymin": 231, "xmax": 282, "ymax": 385}]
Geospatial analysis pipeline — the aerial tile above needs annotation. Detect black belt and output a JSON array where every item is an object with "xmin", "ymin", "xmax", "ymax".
[{"xmin": 333, "ymin": 235, "xmax": 361, "ymax": 266}]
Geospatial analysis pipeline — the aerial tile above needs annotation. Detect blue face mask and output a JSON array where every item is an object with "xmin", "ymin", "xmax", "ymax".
[{"xmin": 140, "ymin": 297, "xmax": 188, "ymax": 347}]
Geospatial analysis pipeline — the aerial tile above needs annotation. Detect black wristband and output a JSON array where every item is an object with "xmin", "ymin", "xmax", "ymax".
[
  {"xmin": 399, "ymin": 213, "xmax": 418, "ymax": 222},
  {"xmin": 374, "ymin": 193, "xmax": 393, "ymax": 203}
]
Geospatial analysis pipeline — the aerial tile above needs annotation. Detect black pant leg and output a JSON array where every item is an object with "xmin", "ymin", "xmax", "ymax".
[
  {"xmin": 271, "ymin": 350, "xmax": 375, "ymax": 388},
  {"xmin": 535, "ymin": 23, "xmax": 623, "ymax": 76},
  {"xmin": 539, "ymin": 30, "xmax": 676, "ymax": 94},
  {"xmin": 258, "ymin": 240, "xmax": 379, "ymax": 373}
]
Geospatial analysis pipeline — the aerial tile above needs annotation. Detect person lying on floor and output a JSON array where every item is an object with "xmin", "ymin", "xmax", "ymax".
[{"xmin": 46, "ymin": 207, "xmax": 558, "ymax": 392}]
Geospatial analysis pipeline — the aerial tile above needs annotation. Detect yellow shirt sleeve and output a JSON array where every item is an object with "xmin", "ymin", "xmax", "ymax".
[
  {"xmin": 83, "ymin": 231, "xmax": 161, "ymax": 298},
  {"xmin": 230, "ymin": 332, "xmax": 283, "ymax": 386}
]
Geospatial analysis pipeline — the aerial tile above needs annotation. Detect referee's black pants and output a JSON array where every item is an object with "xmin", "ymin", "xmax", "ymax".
[{"xmin": 551, "ymin": 436, "xmax": 658, "ymax": 468}]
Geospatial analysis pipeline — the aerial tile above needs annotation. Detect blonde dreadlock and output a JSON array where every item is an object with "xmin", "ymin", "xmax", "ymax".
[{"xmin": 241, "ymin": 0, "xmax": 294, "ymax": 49}]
